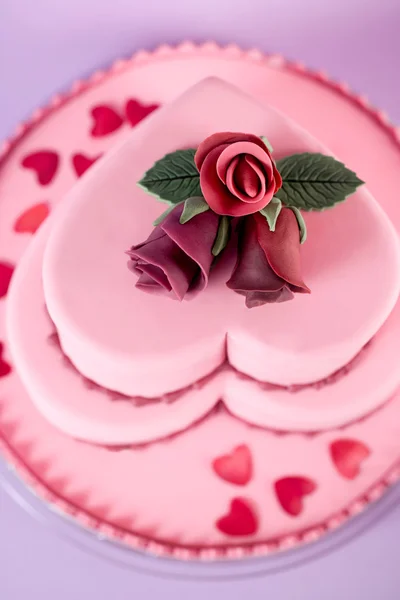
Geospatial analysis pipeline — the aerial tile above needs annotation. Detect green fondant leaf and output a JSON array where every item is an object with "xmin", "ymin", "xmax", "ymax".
[
  {"xmin": 275, "ymin": 152, "xmax": 364, "ymax": 211},
  {"xmin": 212, "ymin": 216, "xmax": 230, "ymax": 257},
  {"xmin": 259, "ymin": 198, "xmax": 282, "ymax": 232},
  {"xmin": 179, "ymin": 196, "xmax": 209, "ymax": 224},
  {"xmin": 153, "ymin": 204, "xmax": 177, "ymax": 226},
  {"xmin": 260, "ymin": 135, "xmax": 274, "ymax": 153},
  {"xmin": 290, "ymin": 207, "xmax": 307, "ymax": 244},
  {"xmin": 138, "ymin": 148, "xmax": 201, "ymax": 204}
]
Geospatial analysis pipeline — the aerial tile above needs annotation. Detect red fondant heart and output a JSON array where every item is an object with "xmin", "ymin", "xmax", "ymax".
[
  {"xmin": 0, "ymin": 342, "xmax": 11, "ymax": 378},
  {"xmin": 212, "ymin": 444, "xmax": 253, "ymax": 485},
  {"xmin": 330, "ymin": 439, "xmax": 371, "ymax": 480},
  {"xmin": 21, "ymin": 151, "xmax": 59, "ymax": 185},
  {"xmin": 125, "ymin": 99, "xmax": 159, "ymax": 127},
  {"xmin": 90, "ymin": 105, "xmax": 123, "ymax": 137},
  {"xmin": 0, "ymin": 262, "xmax": 14, "ymax": 298},
  {"xmin": 275, "ymin": 476, "xmax": 316, "ymax": 516},
  {"xmin": 14, "ymin": 202, "xmax": 50, "ymax": 234},
  {"xmin": 72, "ymin": 153, "xmax": 102, "ymax": 177},
  {"xmin": 216, "ymin": 498, "xmax": 258, "ymax": 537}
]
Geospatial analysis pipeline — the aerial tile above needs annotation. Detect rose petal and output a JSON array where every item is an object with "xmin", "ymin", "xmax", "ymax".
[
  {"xmin": 255, "ymin": 209, "xmax": 310, "ymax": 293},
  {"xmin": 234, "ymin": 156, "xmax": 262, "ymax": 198},
  {"xmin": 216, "ymin": 148, "xmax": 235, "ymax": 185},
  {"xmin": 129, "ymin": 229, "xmax": 197, "ymax": 300},
  {"xmin": 161, "ymin": 204, "xmax": 220, "ymax": 292},
  {"xmin": 227, "ymin": 216, "xmax": 288, "ymax": 307},
  {"xmin": 136, "ymin": 272, "xmax": 170, "ymax": 294},
  {"xmin": 216, "ymin": 141, "xmax": 274, "ymax": 205},
  {"xmin": 200, "ymin": 147, "xmax": 270, "ymax": 216},
  {"xmin": 226, "ymin": 216, "xmax": 295, "ymax": 306},
  {"xmin": 136, "ymin": 271, "xmax": 157, "ymax": 287},
  {"xmin": 225, "ymin": 156, "xmax": 264, "ymax": 201},
  {"xmin": 195, "ymin": 132, "xmax": 271, "ymax": 170},
  {"xmin": 243, "ymin": 287, "xmax": 294, "ymax": 308},
  {"xmin": 225, "ymin": 156, "xmax": 240, "ymax": 191},
  {"xmin": 135, "ymin": 262, "xmax": 172, "ymax": 291}
]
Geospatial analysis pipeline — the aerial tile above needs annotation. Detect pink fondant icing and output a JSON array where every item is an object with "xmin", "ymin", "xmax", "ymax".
[
  {"xmin": 5, "ymin": 200, "xmax": 400, "ymax": 443},
  {"xmin": 47, "ymin": 323, "xmax": 373, "ymax": 411},
  {"xmin": 1, "ymin": 43, "xmax": 400, "ymax": 557},
  {"xmin": 39, "ymin": 78, "xmax": 400, "ymax": 403},
  {"xmin": 5, "ymin": 80, "xmax": 400, "ymax": 444}
]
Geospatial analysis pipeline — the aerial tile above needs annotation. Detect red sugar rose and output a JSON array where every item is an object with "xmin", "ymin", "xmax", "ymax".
[
  {"xmin": 127, "ymin": 204, "xmax": 220, "ymax": 301},
  {"xmin": 195, "ymin": 132, "xmax": 282, "ymax": 217},
  {"xmin": 227, "ymin": 208, "xmax": 310, "ymax": 308}
]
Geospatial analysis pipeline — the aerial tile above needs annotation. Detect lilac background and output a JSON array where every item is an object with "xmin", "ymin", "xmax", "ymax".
[{"xmin": 1, "ymin": 0, "xmax": 400, "ymax": 597}]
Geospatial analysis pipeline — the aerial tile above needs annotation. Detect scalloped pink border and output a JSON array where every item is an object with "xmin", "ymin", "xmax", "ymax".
[{"xmin": 1, "ymin": 41, "xmax": 400, "ymax": 561}]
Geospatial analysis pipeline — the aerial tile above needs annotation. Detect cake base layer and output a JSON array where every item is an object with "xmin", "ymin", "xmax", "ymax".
[{"xmin": 1, "ymin": 44, "xmax": 400, "ymax": 557}]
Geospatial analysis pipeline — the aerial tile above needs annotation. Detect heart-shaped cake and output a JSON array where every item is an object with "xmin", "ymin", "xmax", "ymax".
[
  {"xmin": 3, "ymin": 47, "xmax": 400, "ymax": 557},
  {"xmin": 7, "ymin": 77, "xmax": 400, "ymax": 447}
]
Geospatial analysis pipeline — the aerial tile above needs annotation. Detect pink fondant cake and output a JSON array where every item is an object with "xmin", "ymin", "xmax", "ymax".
[{"xmin": 2, "ymin": 47, "xmax": 400, "ymax": 557}]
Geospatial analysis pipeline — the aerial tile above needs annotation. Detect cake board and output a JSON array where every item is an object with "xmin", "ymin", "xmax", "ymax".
[{"xmin": 2, "ymin": 458, "xmax": 400, "ymax": 579}]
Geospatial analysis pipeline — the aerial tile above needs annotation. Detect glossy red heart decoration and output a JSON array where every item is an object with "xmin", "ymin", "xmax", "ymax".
[
  {"xmin": 0, "ymin": 262, "xmax": 14, "ymax": 298},
  {"xmin": 14, "ymin": 202, "xmax": 50, "ymax": 234},
  {"xmin": 125, "ymin": 99, "xmax": 159, "ymax": 127},
  {"xmin": 216, "ymin": 498, "xmax": 258, "ymax": 536},
  {"xmin": 275, "ymin": 476, "xmax": 316, "ymax": 516},
  {"xmin": 330, "ymin": 439, "xmax": 371, "ymax": 479},
  {"xmin": 90, "ymin": 105, "xmax": 123, "ymax": 137},
  {"xmin": 72, "ymin": 153, "xmax": 102, "ymax": 177},
  {"xmin": 212, "ymin": 444, "xmax": 253, "ymax": 485},
  {"xmin": 0, "ymin": 342, "xmax": 11, "ymax": 378},
  {"xmin": 21, "ymin": 151, "xmax": 59, "ymax": 185}
]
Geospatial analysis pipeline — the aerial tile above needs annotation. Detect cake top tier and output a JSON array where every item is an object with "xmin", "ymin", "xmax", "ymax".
[{"xmin": 42, "ymin": 77, "xmax": 400, "ymax": 397}]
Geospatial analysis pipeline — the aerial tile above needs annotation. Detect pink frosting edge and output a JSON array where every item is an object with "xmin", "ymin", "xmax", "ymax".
[
  {"xmin": 1, "ymin": 41, "xmax": 400, "ymax": 560},
  {"xmin": 48, "ymin": 327, "xmax": 373, "ymax": 414}
]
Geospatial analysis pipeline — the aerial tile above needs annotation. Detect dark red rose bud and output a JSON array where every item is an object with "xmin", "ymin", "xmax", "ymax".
[
  {"xmin": 127, "ymin": 204, "xmax": 220, "ymax": 300},
  {"xmin": 227, "ymin": 208, "xmax": 309, "ymax": 308}
]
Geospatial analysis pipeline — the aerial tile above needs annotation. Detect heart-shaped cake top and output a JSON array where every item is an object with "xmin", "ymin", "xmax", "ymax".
[{"xmin": 42, "ymin": 78, "xmax": 400, "ymax": 400}]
